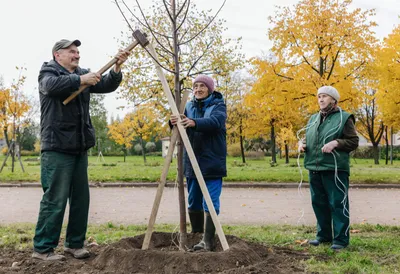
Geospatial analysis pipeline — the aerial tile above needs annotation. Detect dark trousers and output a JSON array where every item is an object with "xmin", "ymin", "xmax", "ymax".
[
  {"xmin": 33, "ymin": 151, "xmax": 89, "ymax": 253},
  {"xmin": 309, "ymin": 170, "xmax": 350, "ymax": 246},
  {"xmin": 187, "ymin": 178, "xmax": 222, "ymax": 215}
]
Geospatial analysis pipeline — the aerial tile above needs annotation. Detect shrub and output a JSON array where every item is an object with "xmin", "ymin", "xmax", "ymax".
[
  {"xmin": 103, "ymin": 151, "xmax": 124, "ymax": 156},
  {"xmin": 20, "ymin": 150, "xmax": 39, "ymax": 156},
  {"xmin": 227, "ymin": 143, "xmax": 242, "ymax": 157},
  {"xmin": 147, "ymin": 151, "xmax": 163, "ymax": 157},
  {"xmin": 244, "ymin": 151, "xmax": 265, "ymax": 160},
  {"xmin": 102, "ymin": 163, "xmax": 117, "ymax": 167},
  {"xmin": 352, "ymin": 147, "xmax": 376, "ymax": 159},
  {"xmin": 134, "ymin": 144, "xmax": 143, "ymax": 153},
  {"xmin": 145, "ymin": 142, "xmax": 156, "ymax": 152}
]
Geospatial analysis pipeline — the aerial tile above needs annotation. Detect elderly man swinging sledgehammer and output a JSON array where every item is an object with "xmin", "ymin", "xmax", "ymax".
[{"xmin": 32, "ymin": 31, "xmax": 148, "ymax": 261}]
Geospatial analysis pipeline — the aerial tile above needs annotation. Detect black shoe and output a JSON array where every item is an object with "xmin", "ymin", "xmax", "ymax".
[
  {"xmin": 308, "ymin": 239, "xmax": 321, "ymax": 246},
  {"xmin": 308, "ymin": 239, "xmax": 331, "ymax": 246}
]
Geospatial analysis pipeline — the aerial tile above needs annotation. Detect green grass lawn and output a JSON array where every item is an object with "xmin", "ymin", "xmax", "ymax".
[
  {"xmin": 0, "ymin": 155, "xmax": 399, "ymax": 184},
  {"xmin": 1, "ymin": 223, "xmax": 399, "ymax": 273}
]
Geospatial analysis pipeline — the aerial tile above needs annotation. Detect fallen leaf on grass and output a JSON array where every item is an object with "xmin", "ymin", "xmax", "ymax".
[{"xmin": 295, "ymin": 239, "xmax": 308, "ymax": 246}]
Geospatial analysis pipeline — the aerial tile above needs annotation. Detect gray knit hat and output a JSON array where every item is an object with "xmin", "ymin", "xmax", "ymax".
[{"xmin": 317, "ymin": 86, "xmax": 340, "ymax": 102}]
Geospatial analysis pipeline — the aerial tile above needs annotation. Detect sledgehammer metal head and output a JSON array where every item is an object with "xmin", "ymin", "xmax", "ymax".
[{"xmin": 133, "ymin": 29, "xmax": 149, "ymax": 47}]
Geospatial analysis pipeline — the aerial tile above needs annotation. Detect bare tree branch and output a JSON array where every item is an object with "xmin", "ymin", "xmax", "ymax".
[
  {"xmin": 115, "ymin": 0, "xmax": 135, "ymax": 33},
  {"xmin": 176, "ymin": 0, "xmax": 190, "ymax": 32},
  {"xmin": 120, "ymin": 0, "xmax": 172, "ymax": 40},
  {"xmin": 162, "ymin": 0, "xmax": 174, "ymax": 22},
  {"xmin": 186, "ymin": 41, "xmax": 212, "ymax": 77},
  {"xmin": 180, "ymin": 0, "xmax": 226, "ymax": 45},
  {"xmin": 134, "ymin": 0, "xmax": 175, "ymax": 55},
  {"xmin": 327, "ymin": 46, "xmax": 341, "ymax": 80}
]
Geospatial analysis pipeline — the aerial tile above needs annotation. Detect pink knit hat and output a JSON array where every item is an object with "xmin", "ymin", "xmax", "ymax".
[{"xmin": 193, "ymin": 75, "xmax": 215, "ymax": 93}]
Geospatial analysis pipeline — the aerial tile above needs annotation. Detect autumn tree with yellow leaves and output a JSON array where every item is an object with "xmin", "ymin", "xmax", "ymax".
[
  {"xmin": 221, "ymin": 72, "xmax": 251, "ymax": 163},
  {"xmin": 375, "ymin": 24, "xmax": 400, "ymax": 164},
  {"xmin": 248, "ymin": 0, "xmax": 378, "ymax": 163},
  {"xmin": 107, "ymin": 116, "xmax": 134, "ymax": 162},
  {"xmin": 376, "ymin": 24, "xmax": 400, "ymax": 130},
  {"xmin": 0, "ymin": 69, "xmax": 32, "ymax": 172},
  {"xmin": 267, "ymin": 0, "xmax": 377, "ymax": 110},
  {"xmin": 246, "ymin": 60, "xmax": 307, "ymax": 164},
  {"xmin": 108, "ymin": 105, "xmax": 162, "ymax": 163}
]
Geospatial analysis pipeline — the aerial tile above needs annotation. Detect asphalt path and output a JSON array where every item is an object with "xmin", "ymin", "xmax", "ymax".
[{"xmin": 0, "ymin": 186, "xmax": 399, "ymax": 226}]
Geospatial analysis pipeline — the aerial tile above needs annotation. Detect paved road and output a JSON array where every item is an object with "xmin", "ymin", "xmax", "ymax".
[{"xmin": 0, "ymin": 187, "xmax": 399, "ymax": 225}]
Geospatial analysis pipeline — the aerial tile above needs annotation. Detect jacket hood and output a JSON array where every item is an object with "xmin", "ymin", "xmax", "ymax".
[{"xmin": 193, "ymin": 91, "xmax": 224, "ymax": 108}]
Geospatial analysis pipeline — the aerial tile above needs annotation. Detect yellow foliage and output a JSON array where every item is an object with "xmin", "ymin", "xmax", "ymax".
[
  {"xmin": 376, "ymin": 24, "xmax": 400, "ymax": 129},
  {"xmin": 107, "ymin": 104, "xmax": 162, "ymax": 148},
  {"xmin": 267, "ymin": 0, "xmax": 377, "ymax": 111},
  {"xmin": 0, "ymin": 68, "xmax": 30, "ymax": 141},
  {"xmin": 246, "ymin": 0, "xmax": 378, "ymax": 148}
]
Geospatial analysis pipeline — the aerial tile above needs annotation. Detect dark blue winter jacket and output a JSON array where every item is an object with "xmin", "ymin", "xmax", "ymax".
[{"xmin": 184, "ymin": 91, "xmax": 227, "ymax": 179}]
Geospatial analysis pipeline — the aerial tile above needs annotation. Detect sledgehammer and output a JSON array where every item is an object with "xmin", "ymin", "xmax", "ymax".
[{"xmin": 62, "ymin": 29, "xmax": 149, "ymax": 105}]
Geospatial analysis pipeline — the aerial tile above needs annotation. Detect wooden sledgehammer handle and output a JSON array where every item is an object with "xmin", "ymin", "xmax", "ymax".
[
  {"xmin": 62, "ymin": 39, "xmax": 140, "ymax": 105},
  {"xmin": 63, "ymin": 30, "xmax": 148, "ymax": 105}
]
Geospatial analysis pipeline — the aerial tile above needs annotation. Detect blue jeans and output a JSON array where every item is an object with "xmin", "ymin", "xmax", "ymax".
[{"xmin": 187, "ymin": 177, "xmax": 222, "ymax": 214}]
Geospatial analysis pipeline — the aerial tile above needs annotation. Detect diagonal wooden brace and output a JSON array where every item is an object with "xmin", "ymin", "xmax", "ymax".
[
  {"xmin": 142, "ymin": 90, "xmax": 190, "ymax": 250},
  {"xmin": 145, "ymin": 43, "xmax": 229, "ymax": 251},
  {"xmin": 62, "ymin": 29, "xmax": 149, "ymax": 105}
]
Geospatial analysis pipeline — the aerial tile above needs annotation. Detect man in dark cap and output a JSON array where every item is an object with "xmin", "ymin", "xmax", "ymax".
[{"xmin": 32, "ymin": 39, "xmax": 129, "ymax": 261}]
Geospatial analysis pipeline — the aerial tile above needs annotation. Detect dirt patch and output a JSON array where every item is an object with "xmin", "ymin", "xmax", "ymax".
[{"xmin": 0, "ymin": 233, "xmax": 310, "ymax": 273}]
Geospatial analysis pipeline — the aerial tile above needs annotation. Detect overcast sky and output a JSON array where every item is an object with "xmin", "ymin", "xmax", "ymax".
[{"xmin": 1, "ymin": 0, "xmax": 399, "ymax": 120}]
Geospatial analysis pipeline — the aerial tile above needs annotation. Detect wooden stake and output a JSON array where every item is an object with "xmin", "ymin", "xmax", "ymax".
[{"xmin": 142, "ymin": 90, "xmax": 190, "ymax": 250}]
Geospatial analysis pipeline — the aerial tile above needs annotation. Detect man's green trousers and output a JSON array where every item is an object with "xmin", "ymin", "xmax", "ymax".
[
  {"xmin": 309, "ymin": 170, "xmax": 350, "ymax": 246},
  {"xmin": 33, "ymin": 151, "xmax": 89, "ymax": 253}
]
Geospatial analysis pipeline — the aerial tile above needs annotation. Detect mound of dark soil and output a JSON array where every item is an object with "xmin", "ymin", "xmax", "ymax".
[{"xmin": 0, "ymin": 232, "xmax": 309, "ymax": 273}]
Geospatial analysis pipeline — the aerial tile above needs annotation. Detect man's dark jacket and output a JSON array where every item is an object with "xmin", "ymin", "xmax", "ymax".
[
  {"xmin": 39, "ymin": 60, "xmax": 122, "ymax": 154},
  {"xmin": 183, "ymin": 91, "xmax": 227, "ymax": 179}
]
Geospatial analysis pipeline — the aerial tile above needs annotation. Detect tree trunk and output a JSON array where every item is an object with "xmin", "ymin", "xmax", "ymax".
[
  {"xmin": 384, "ymin": 126, "xmax": 389, "ymax": 165},
  {"xmin": 171, "ymin": 0, "xmax": 187, "ymax": 249},
  {"xmin": 123, "ymin": 147, "xmax": 126, "ymax": 163},
  {"xmin": 11, "ymin": 116, "xmax": 16, "ymax": 172},
  {"xmin": 3, "ymin": 127, "xmax": 10, "ymax": 148},
  {"xmin": 284, "ymin": 141, "xmax": 289, "ymax": 164},
  {"xmin": 270, "ymin": 119, "xmax": 276, "ymax": 164},
  {"xmin": 390, "ymin": 127, "xmax": 394, "ymax": 165},
  {"xmin": 372, "ymin": 144, "xmax": 379, "ymax": 165},
  {"xmin": 140, "ymin": 137, "xmax": 147, "ymax": 164},
  {"xmin": 239, "ymin": 119, "xmax": 246, "ymax": 164}
]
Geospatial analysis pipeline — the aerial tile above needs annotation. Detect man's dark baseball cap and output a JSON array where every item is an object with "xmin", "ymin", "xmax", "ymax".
[{"xmin": 52, "ymin": 39, "xmax": 81, "ymax": 55}]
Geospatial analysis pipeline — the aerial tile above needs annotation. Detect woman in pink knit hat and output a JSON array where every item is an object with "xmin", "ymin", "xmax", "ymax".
[{"xmin": 171, "ymin": 74, "xmax": 227, "ymax": 251}]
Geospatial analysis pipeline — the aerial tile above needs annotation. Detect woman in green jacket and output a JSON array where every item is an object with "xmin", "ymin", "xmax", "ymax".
[{"xmin": 299, "ymin": 86, "xmax": 359, "ymax": 250}]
